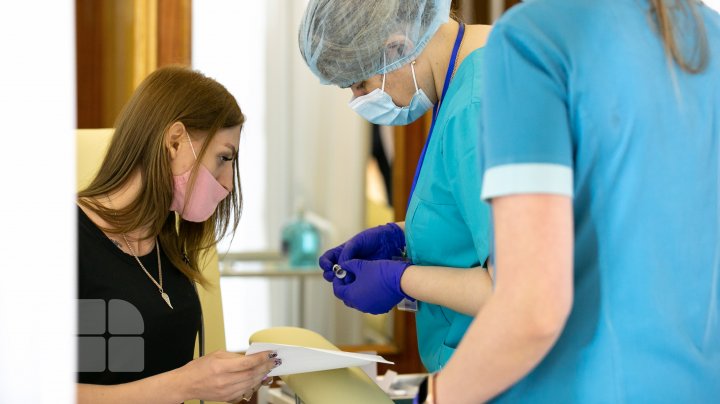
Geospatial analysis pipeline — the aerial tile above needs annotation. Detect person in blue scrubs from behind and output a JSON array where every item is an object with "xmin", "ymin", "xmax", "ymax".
[
  {"xmin": 427, "ymin": 0, "xmax": 720, "ymax": 403},
  {"xmin": 298, "ymin": 0, "xmax": 494, "ymax": 373}
]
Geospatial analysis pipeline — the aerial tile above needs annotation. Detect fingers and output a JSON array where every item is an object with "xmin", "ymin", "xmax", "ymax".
[
  {"xmin": 337, "ymin": 238, "xmax": 361, "ymax": 263},
  {"xmin": 222, "ymin": 351, "xmax": 278, "ymax": 374},
  {"xmin": 241, "ymin": 351, "xmax": 280, "ymax": 375},
  {"xmin": 229, "ymin": 389, "xmax": 255, "ymax": 403},
  {"xmin": 229, "ymin": 394, "xmax": 250, "ymax": 403},
  {"xmin": 319, "ymin": 244, "xmax": 344, "ymax": 281},
  {"xmin": 322, "ymin": 267, "xmax": 336, "ymax": 282},
  {"xmin": 333, "ymin": 278, "xmax": 357, "ymax": 310},
  {"xmin": 332, "ymin": 261, "xmax": 367, "ymax": 301},
  {"xmin": 340, "ymin": 259, "xmax": 365, "ymax": 284},
  {"xmin": 332, "ymin": 277, "xmax": 349, "ymax": 301},
  {"xmin": 225, "ymin": 356, "xmax": 279, "ymax": 402},
  {"xmin": 339, "ymin": 260, "xmax": 361, "ymax": 283},
  {"xmin": 191, "ymin": 350, "xmax": 280, "ymax": 403},
  {"xmin": 235, "ymin": 383, "xmax": 262, "ymax": 402},
  {"xmin": 223, "ymin": 371, "xmax": 271, "ymax": 397},
  {"xmin": 318, "ymin": 248, "xmax": 339, "ymax": 271},
  {"xmin": 340, "ymin": 259, "xmax": 363, "ymax": 271}
]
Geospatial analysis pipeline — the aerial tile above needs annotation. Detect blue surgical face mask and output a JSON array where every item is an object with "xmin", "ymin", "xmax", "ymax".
[{"xmin": 348, "ymin": 61, "xmax": 433, "ymax": 126}]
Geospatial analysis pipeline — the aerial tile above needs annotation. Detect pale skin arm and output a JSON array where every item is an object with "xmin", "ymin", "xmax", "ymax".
[
  {"xmin": 393, "ymin": 221, "xmax": 493, "ymax": 316},
  {"xmin": 78, "ymin": 350, "xmax": 278, "ymax": 404},
  {"xmin": 434, "ymin": 195, "xmax": 574, "ymax": 403},
  {"xmin": 78, "ymin": 369, "xmax": 186, "ymax": 404},
  {"xmin": 396, "ymin": 222, "xmax": 492, "ymax": 316},
  {"xmin": 400, "ymin": 264, "xmax": 492, "ymax": 316}
]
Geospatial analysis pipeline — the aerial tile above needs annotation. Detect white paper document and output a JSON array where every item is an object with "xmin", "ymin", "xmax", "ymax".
[{"xmin": 246, "ymin": 342, "xmax": 394, "ymax": 377}]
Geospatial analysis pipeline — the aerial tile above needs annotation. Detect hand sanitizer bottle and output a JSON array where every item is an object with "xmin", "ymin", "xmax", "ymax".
[{"xmin": 281, "ymin": 201, "xmax": 320, "ymax": 268}]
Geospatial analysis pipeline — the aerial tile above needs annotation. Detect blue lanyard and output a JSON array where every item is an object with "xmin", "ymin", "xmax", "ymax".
[{"xmin": 407, "ymin": 23, "xmax": 466, "ymax": 210}]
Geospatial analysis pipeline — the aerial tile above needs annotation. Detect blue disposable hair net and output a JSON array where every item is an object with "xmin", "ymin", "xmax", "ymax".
[{"xmin": 299, "ymin": 0, "xmax": 452, "ymax": 88}]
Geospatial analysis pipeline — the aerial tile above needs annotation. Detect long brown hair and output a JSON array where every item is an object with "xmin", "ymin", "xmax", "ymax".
[
  {"xmin": 78, "ymin": 66, "xmax": 244, "ymax": 286},
  {"xmin": 650, "ymin": 0, "xmax": 710, "ymax": 73}
]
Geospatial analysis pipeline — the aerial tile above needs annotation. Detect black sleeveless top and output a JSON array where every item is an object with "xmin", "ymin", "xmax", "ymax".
[{"xmin": 77, "ymin": 206, "xmax": 201, "ymax": 385}]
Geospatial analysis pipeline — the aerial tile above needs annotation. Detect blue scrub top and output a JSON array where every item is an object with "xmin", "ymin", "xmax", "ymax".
[
  {"xmin": 481, "ymin": 0, "xmax": 720, "ymax": 402},
  {"xmin": 405, "ymin": 48, "xmax": 491, "ymax": 373}
]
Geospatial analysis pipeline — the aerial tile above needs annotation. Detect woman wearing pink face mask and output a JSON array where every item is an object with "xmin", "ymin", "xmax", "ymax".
[{"xmin": 76, "ymin": 66, "xmax": 278, "ymax": 403}]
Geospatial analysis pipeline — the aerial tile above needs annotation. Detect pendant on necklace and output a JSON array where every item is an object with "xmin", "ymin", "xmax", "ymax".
[{"xmin": 161, "ymin": 291, "xmax": 174, "ymax": 309}]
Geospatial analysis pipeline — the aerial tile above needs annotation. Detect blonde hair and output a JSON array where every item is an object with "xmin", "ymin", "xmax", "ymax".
[
  {"xmin": 650, "ymin": 0, "xmax": 709, "ymax": 73},
  {"xmin": 78, "ymin": 66, "xmax": 244, "ymax": 285}
]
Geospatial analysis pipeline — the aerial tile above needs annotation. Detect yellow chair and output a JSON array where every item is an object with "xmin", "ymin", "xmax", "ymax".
[
  {"xmin": 250, "ymin": 327, "xmax": 394, "ymax": 404},
  {"xmin": 76, "ymin": 129, "xmax": 227, "ymax": 404}
]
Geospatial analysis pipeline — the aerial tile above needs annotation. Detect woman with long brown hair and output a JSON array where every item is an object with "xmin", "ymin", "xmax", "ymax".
[
  {"xmin": 76, "ymin": 66, "xmax": 278, "ymax": 403},
  {"xmin": 426, "ymin": 0, "xmax": 719, "ymax": 403}
]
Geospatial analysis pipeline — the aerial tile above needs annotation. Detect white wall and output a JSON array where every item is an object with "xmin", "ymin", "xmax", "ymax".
[
  {"xmin": 0, "ymin": 1, "xmax": 76, "ymax": 402},
  {"xmin": 706, "ymin": 0, "xmax": 720, "ymax": 12},
  {"xmin": 267, "ymin": 0, "xmax": 369, "ymax": 251},
  {"xmin": 192, "ymin": 0, "xmax": 270, "ymax": 253},
  {"xmin": 195, "ymin": 0, "xmax": 368, "ymax": 350},
  {"xmin": 279, "ymin": 0, "xmax": 369, "ymax": 346},
  {"xmin": 287, "ymin": 0, "xmax": 368, "ymax": 249},
  {"xmin": 193, "ymin": 0, "xmax": 368, "ymax": 256}
]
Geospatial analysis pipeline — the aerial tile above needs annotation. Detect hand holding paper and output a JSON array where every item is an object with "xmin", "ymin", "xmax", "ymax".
[{"xmin": 246, "ymin": 342, "xmax": 394, "ymax": 377}]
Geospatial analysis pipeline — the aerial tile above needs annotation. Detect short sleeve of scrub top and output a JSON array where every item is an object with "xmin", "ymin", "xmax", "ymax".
[
  {"xmin": 480, "ymin": 19, "xmax": 573, "ymax": 199},
  {"xmin": 405, "ymin": 48, "xmax": 491, "ymax": 373}
]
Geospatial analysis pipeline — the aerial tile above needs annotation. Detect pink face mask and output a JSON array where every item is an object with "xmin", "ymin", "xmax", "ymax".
[{"xmin": 170, "ymin": 133, "xmax": 230, "ymax": 222}]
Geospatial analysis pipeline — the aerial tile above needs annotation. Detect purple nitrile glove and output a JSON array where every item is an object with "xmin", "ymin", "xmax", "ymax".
[
  {"xmin": 318, "ymin": 222, "xmax": 405, "ymax": 283},
  {"xmin": 319, "ymin": 243, "xmax": 345, "ymax": 282},
  {"xmin": 318, "ymin": 243, "xmax": 357, "ymax": 283},
  {"xmin": 332, "ymin": 259, "xmax": 413, "ymax": 315},
  {"xmin": 337, "ymin": 223, "xmax": 406, "ymax": 263}
]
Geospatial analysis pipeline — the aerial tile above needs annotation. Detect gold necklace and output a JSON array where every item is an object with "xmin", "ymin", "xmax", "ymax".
[
  {"xmin": 121, "ymin": 234, "xmax": 173, "ymax": 309},
  {"xmin": 107, "ymin": 196, "xmax": 173, "ymax": 309}
]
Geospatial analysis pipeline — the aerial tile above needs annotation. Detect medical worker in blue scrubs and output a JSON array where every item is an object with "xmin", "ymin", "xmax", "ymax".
[
  {"xmin": 298, "ymin": 0, "xmax": 495, "ymax": 373},
  {"xmin": 427, "ymin": 0, "xmax": 720, "ymax": 403}
]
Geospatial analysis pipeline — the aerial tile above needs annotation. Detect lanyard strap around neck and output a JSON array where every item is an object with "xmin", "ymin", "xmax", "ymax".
[{"xmin": 407, "ymin": 22, "xmax": 466, "ymax": 210}]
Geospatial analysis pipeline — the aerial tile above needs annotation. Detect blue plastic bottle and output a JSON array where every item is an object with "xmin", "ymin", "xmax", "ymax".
[{"xmin": 281, "ymin": 210, "xmax": 320, "ymax": 268}]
